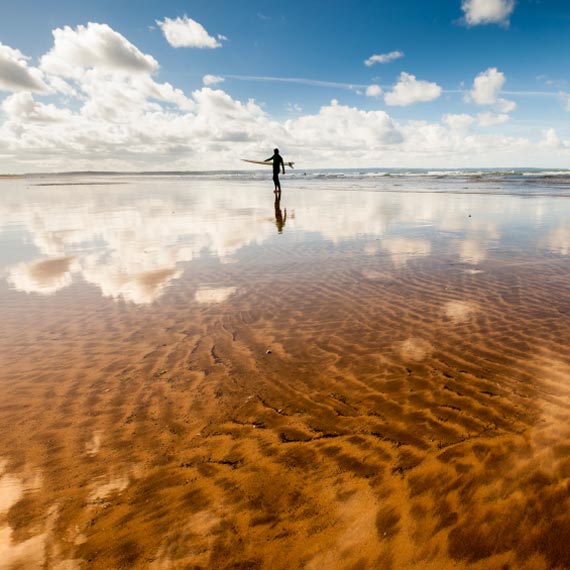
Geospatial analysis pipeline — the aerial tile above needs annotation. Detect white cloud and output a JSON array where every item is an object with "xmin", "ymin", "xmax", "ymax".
[
  {"xmin": 384, "ymin": 72, "xmax": 442, "ymax": 106},
  {"xmin": 23, "ymin": 23, "xmax": 193, "ymax": 123},
  {"xmin": 2, "ymin": 92, "xmax": 72, "ymax": 122},
  {"xmin": 364, "ymin": 51, "xmax": 404, "ymax": 66},
  {"xmin": 157, "ymin": 16, "xmax": 224, "ymax": 49},
  {"xmin": 469, "ymin": 67, "xmax": 504, "ymax": 104},
  {"xmin": 40, "ymin": 23, "xmax": 158, "ymax": 77},
  {"xmin": 462, "ymin": 0, "xmax": 515, "ymax": 26},
  {"xmin": 1, "ymin": 21, "xmax": 568, "ymax": 172},
  {"xmin": 559, "ymin": 92, "xmax": 570, "ymax": 112},
  {"xmin": 286, "ymin": 102, "xmax": 303, "ymax": 112},
  {"xmin": 0, "ymin": 43, "xmax": 47, "ymax": 92},
  {"xmin": 203, "ymin": 74, "xmax": 224, "ymax": 86},
  {"xmin": 478, "ymin": 112, "xmax": 510, "ymax": 127},
  {"xmin": 442, "ymin": 113, "xmax": 475, "ymax": 130},
  {"xmin": 365, "ymin": 84, "xmax": 383, "ymax": 98},
  {"xmin": 1, "ymin": 80, "xmax": 566, "ymax": 172},
  {"xmin": 540, "ymin": 128, "xmax": 565, "ymax": 149},
  {"xmin": 285, "ymin": 100, "xmax": 403, "ymax": 148},
  {"xmin": 497, "ymin": 98, "xmax": 516, "ymax": 113},
  {"xmin": 468, "ymin": 67, "xmax": 516, "ymax": 112},
  {"xmin": 46, "ymin": 76, "xmax": 78, "ymax": 97},
  {"xmin": 73, "ymin": 70, "xmax": 194, "ymax": 120}
]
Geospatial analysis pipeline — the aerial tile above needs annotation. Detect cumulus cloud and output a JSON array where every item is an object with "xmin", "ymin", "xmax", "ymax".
[
  {"xmin": 442, "ymin": 113, "xmax": 475, "ymax": 130},
  {"xmin": 365, "ymin": 84, "xmax": 383, "ymax": 98},
  {"xmin": 40, "ymin": 23, "xmax": 158, "ymax": 77},
  {"xmin": 2, "ymin": 92, "xmax": 73, "ymax": 122},
  {"xmin": 190, "ymin": 87, "xmax": 269, "ymax": 142},
  {"xmin": 1, "ymin": 20, "xmax": 567, "ymax": 172},
  {"xmin": 497, "ymin": 98, "xmax": 516, "ymax": 113},
  {"xmin": 76, "ymin": 71, "xmax": 194, "ymax": 119},
  {"xmin": 540, "ymin": 128, "xmax": 565, "ymax": 149},
  {"xmin": 395, "ymin": 117, "xmax": 538, "ymax": 166},
  {"xmin": 461, "ymin": 0, "xmax": 515, "ymax": 26},
  {"xmin": 468, "ymin": 67, "xmax": 516, "ymax": 112},
  {"xmin": 0, "ymin": 43, "xmax": 47, "ymax": 92},
  {"xmin": 478, "ymin": 111, "xmax": 510, "ymax": 127},
  {"xmin": 384, "ymin": 72, "xmax": 442, "ymax": 106},
  {"xmin": 285, "ymin": 99, "xmax": 403, "ymax": 148},
  {"xmin": 364, "ymin": 51, "xmax": 404, "ymax": 66},
  {"xmin": 46, "ymin": 76, "xmax": 78, "ymax": 97},
  {"xmin": 469, "ymin": 67, "xmax": 504, "ymax": 104},
  {"xmin": 157, "ymin": 16, "xmax": 224, "ymax": 49},
  {"xmin": 203, "ymin": 74, "xmax": 224, "ymax": 86}
]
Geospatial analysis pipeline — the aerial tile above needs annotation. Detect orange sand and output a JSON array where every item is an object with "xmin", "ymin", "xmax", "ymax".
[{"xmin": 1, "ymin": 250, "xmax": 570, "ymax": 569}]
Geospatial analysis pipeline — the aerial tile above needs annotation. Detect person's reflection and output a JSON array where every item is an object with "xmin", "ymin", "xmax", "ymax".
[{"xmin": 274, "ymin": 192, "xmax": 287, "ymax": 233}]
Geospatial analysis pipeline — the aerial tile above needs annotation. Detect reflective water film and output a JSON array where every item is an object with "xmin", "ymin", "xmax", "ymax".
[{"xmin": 1, "ymin": 173, "xmax": 570, "ymax": 569}]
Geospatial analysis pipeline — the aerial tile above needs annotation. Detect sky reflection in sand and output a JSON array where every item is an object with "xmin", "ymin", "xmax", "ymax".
[
  {"xmin": 0, "ymin": 461, "xmax": 47, "ymax": 570},
  {"xmin": 1, "ymin": 176, "xmax": 570, "ymax": 305},
  {"xmin": 2, "ymin": 176, "xmax": 570, "ymax": 568}
]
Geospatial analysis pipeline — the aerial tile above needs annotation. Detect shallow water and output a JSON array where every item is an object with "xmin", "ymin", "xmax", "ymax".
[{"xmin": 1, "ymin": 175, "xmax": 570, "ymax": 569}]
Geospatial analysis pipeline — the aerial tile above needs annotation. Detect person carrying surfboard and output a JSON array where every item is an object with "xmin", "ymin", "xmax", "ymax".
[{"xmin": 265, "ymin": 148, "xmax": 286, "ymax": 193}]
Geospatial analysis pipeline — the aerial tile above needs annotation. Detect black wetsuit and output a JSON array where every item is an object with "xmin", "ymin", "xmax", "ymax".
[{"xmin": 266, "ymin": 153, "xmax": 285, "ymax": 190}]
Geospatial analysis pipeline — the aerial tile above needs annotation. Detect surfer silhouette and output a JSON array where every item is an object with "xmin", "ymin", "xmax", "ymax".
[{"xmin": 265, "ymin": 148, "xmax": 285, "ymax": 193}]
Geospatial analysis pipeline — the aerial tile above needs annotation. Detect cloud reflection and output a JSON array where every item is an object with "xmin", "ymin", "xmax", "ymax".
[
  {"xmin": 381, "ymin": 238, "xmax": 432, "ymax": 267},
  {"xmin": 0, "ymin": 460, "xmax": 47, "ymax": 570},
  {"xmin": 444, "ymin": 300, "xmax": 476, "ymax": 323},
  {"xmin": 195, "ymin": 286, "xmax": 237, "ymax": 304},
  {"xmin": 459, "ymin": 239, "xmax": 487, "ymax": 265},
  {"xmin": 82, "ymin": 265, "xmax": 181, "ymax": 304},
  {"xmin": 0, "ymin": 178, "xmax": 565, "ymax": 304},
  {"xmin": 546, "ymin": 226, "xmax": 570, "ymax": 255},
  {"xmin": 399, "ymin": 338, "xmax": 433, "ymax": 361},
  {"xmin": 7, "ymin": 256, "xmax": 76, "ymax": 294}
]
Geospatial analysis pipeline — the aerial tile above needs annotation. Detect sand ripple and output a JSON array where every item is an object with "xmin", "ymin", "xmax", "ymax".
[{"xmin": 1, "ymin": 242, "xmax": 570, "ymax": 568}]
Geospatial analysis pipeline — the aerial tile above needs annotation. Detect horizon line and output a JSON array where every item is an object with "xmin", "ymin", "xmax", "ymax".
[{"xmin": 2, "ymin": 166, "xmax": 570, "ymax": 178}]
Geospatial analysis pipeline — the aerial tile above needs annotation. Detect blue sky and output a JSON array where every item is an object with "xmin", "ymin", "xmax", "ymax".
[{"xmin": 0, "ymin": 0, "xmax": 569, "ymax": 171}]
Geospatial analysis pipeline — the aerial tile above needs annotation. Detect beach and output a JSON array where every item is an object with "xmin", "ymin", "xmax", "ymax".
[{"xmin": 1, "ymin": 171, "xmax": 570, "ymax": 569}]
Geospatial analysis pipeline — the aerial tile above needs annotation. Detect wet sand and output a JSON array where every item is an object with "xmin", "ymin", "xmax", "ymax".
[{"xmin": 1, "ymin": 177, "xmax": 570, "ymax": 569}]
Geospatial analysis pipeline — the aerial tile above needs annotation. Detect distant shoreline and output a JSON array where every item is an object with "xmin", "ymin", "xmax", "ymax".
[{"xmin": 1, "ymin": 167, "xmax": 570, "ymax": 178}]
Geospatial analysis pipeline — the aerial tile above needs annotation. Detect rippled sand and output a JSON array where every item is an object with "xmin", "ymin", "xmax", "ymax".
[{"xmin": 1, "ymin": 178, "xmax": 570, "ymax": 569}]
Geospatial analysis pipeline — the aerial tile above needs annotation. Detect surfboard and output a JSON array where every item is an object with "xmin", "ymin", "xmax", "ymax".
[{"xmin": 242, "ymin": 159, "xmax": 295, "ymax": 168}]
